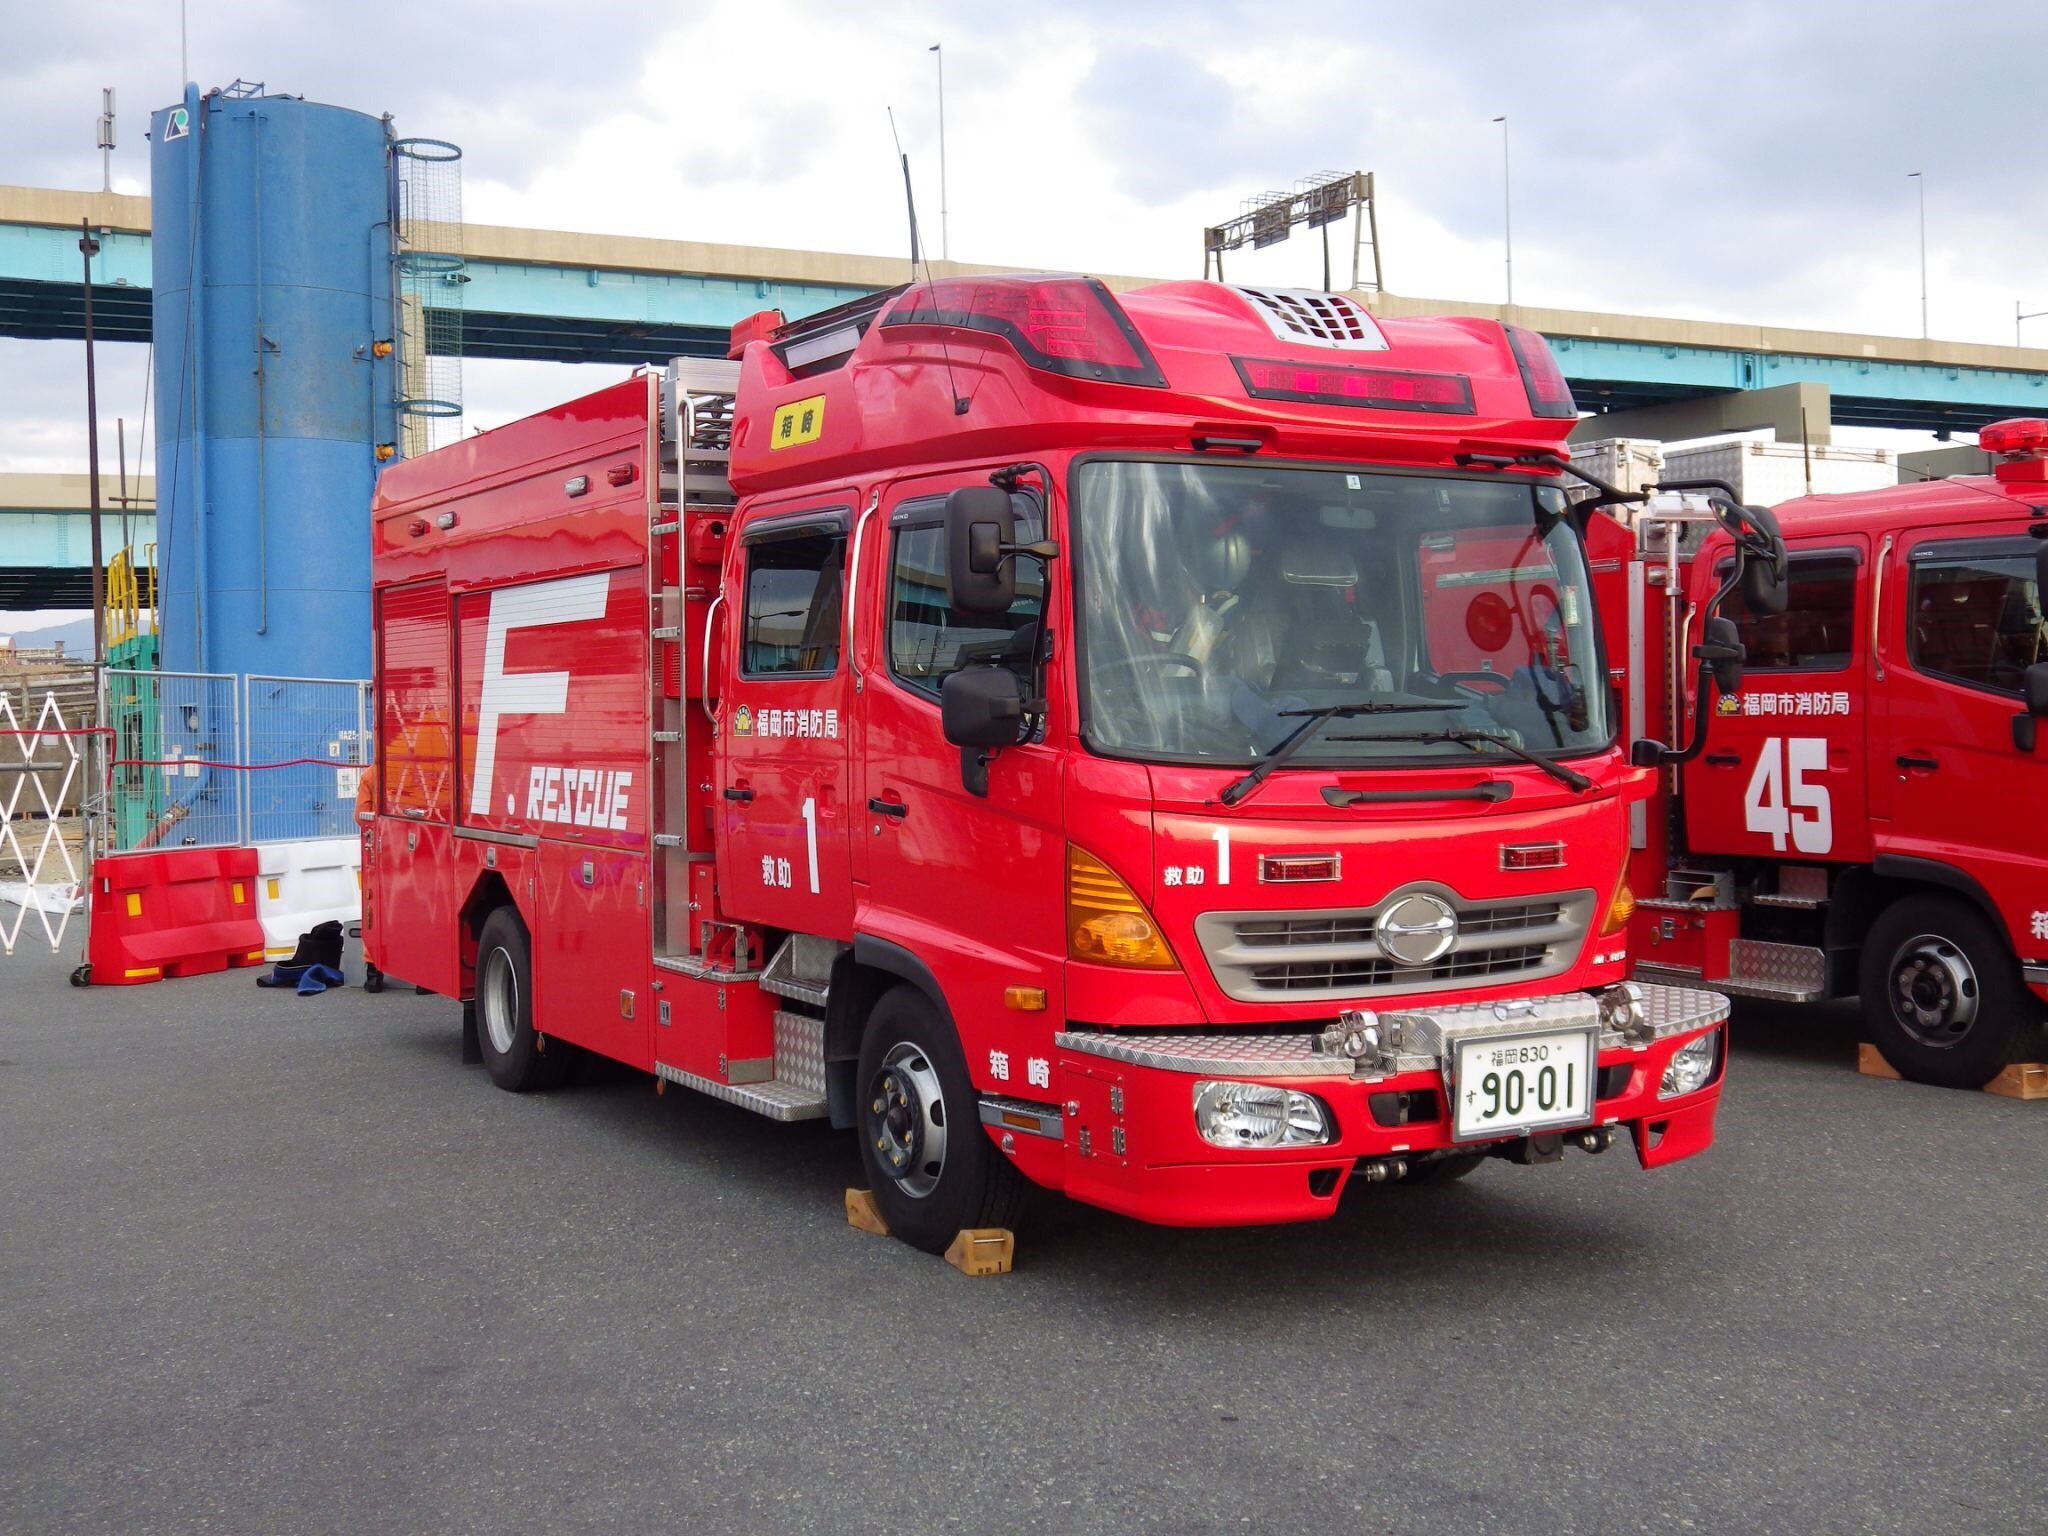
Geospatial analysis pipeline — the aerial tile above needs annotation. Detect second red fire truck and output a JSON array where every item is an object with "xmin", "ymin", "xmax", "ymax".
[
  {"xmin": 1620, "ymin": 424, "xmax": 2048, "ymax": 1088},
  {"xmin": 363, "ymin": 275, "xmax": 1783, "ymax": 1251}
]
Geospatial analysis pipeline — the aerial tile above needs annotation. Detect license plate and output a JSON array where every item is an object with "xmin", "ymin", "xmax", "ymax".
[{"xmin": 1449, "ymin": 1027, "xmax": 1597, "ymax": 1143}]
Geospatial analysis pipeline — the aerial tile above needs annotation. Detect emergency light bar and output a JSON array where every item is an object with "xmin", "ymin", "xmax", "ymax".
[
  {"xmin": 1977, "ymin": 417, "xmax": 2048, "ymax": 456},
  {"xmin": 881, "ymin": 275, "xmax": 1168, "ymax": 387},
  {"xmin": 1231, "ymin": 356, "xmax": 1475, "ymax": 414}
]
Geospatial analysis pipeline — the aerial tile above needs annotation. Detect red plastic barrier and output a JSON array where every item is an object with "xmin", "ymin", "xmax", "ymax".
[{"xmin": 88, "ymin": 848, "xmax": 267, "ymax": 986}]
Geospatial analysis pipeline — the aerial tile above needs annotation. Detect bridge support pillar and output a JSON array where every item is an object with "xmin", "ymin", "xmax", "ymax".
[{"xmin": 1571, "ymin": 381, "xmax": 1833, "ymax": 447}]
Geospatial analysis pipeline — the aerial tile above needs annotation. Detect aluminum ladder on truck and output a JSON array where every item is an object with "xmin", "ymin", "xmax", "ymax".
[{"xmin": 646, "ymin": 359, "xmax": 837, "ymax": 1121}]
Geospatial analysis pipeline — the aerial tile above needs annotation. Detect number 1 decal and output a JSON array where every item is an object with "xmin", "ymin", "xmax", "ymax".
[
  {"xmin": 1743, "ymin": 737, "xmax": 1833, "ymax": 855},
  {"xmin": 800, "ymin": 795, "xmax": 820, "ymax": 894},
  {"xmin": 1212, "ymin": 826, "xmax": 1231, "ymax": 886}
]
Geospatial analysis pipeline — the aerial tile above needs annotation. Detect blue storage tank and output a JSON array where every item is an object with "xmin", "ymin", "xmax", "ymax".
[{"xmin": 150, "ymin": 85, "xmax": 398, "ymax": 684}]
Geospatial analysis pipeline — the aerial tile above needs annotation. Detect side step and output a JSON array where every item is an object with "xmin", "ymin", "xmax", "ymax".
[
  {"xmin": 1637, "ymin": 940, "xmax": 1829, "ymax": 1002},
  {"xmin": 654, "ymin": 1006, "xmax": 828, "ymax": 1121}
]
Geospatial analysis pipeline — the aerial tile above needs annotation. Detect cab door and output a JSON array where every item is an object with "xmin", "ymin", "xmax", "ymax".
[
  {"xmin": 1871, "ymin": 525, "xmax": 2048, "ymax": 936},
  {"xmin": 715, "ymin": 502, "xmax": 857, "ymax": 938},
  {"xmin": 854, "ymin": 480, "xmax": 1067, "ymax": 1026},
  {"xmin": 1682, "ymin": 542, "xmax": 1871, "ymax": 863}
]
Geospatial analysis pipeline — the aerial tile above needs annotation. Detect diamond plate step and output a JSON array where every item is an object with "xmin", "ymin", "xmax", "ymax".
[
  {"xmin": 654, "ymin": 1061, "xmax": 826, "ymax": 1121},
  {"xmin": 1722, "ymin": 938, "xmax": 1828, "ymax": 1002}
]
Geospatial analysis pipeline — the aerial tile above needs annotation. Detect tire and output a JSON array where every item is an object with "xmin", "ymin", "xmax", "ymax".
[
  {"xmin": 1398, "ymin": 1153, "xmax": 1484, "ymax": 1186},
  {"xmin": 1860, "ymin": 893, "xmax": 2045, "ymax": 1090},
  {"xmin": 854, "ymin": 985, "xmax": 1025, "ymax": 1254},
  {"xmin": 474, "ymin": 906, "xmax": 568, "ymax": 1093}
]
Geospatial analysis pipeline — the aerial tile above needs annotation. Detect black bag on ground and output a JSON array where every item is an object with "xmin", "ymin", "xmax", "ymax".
[{"xmin": 282, "ymin": 920, "xmax": 345, "ymax": 971}]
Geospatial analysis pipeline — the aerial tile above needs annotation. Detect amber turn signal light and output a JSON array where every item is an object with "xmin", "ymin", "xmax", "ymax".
[
  {"xmin": 1600, "ymin": 870, "xmax": 1637, "ymax": 936},
  {"xmin": 1066, "ymin": 845, "xmax": 1178, "ymax": 969}
]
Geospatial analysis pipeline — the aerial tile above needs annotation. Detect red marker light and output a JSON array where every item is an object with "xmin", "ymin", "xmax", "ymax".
[
  {"xmin": 727, "ymin": 309, "xmax": 786, "ymax": 360},
  {"xmin": 1505, "ymin": 324, "xmax": 1576, "ymax": 419},
  {"xmin": 1231, "ymin": 356, "xmax": 1474, "ymax": 415},
  {"xmin": 882, "ymin": 275, "xmax": 1167, "ymax": 386},
  {"xmin": 1977, "ymin": 417, "xmax": 2048, "ymax": 455}
]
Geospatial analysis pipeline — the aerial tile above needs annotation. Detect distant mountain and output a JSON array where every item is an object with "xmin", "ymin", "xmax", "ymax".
[{"xmin": 1, "ymin": 615, "xmax": 95, "ymax": 656}]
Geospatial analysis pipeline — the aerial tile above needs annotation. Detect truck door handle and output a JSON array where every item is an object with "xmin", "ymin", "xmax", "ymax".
[
  {"xmin": 1704, "ymin": 752, "xmax": 1740, "ymax": 766},
  {"xmin": 1895, "ymin": 755, "xmax": 1939, "ymax": 772},
  {"xmin": 724, "ymin": 786, "xmax": 754, "ymax": 803},
  {"xmin": 867, "ymin": 796, "xmax": 908, "ymax": 819}
]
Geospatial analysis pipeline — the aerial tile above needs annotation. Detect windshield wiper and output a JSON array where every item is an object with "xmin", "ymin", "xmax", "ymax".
[
  {"xmin": 1218, "ymin": 700, "xmax": 1445, "ymax": 807},
  {"xmin": 1324, "ymin": 728, "xmax": 1595, "ymax": 793}
]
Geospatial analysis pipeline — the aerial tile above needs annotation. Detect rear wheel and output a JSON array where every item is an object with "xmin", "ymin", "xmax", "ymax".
[
  {"xmin": 855, "ymin": 985, "xmax": 1025, "ymax": 1254},
  {"xmin": 475, "ymin": 907, "xmax": 568, "ymax": 1092},
  {"xmin": 1860, "ymin": 893, "xmax": 2043, "ymax": 1089}
]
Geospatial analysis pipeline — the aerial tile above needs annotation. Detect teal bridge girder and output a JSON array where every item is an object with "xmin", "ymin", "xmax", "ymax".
[{"xmin": 6, "ymin": 207, "xmax": 2048, "ymax": 433}]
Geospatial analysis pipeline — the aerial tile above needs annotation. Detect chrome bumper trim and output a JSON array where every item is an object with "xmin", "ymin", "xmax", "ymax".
[
  {"xmin": 1054, "ymin": 983, "xmax": 1729, "ymax": 1079},
  {"xmin": 2025, "ymin": 964, "xmax": 2048, "ymax": 987}
]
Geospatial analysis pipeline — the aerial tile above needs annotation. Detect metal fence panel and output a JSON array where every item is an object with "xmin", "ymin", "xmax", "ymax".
[
  {"xmin": 242, "ymin": 675, "xmax": 372, "ymax": 844},
  {"xmin": 0, "ymin": 687, "xmax": 91, "ymax": 955},
  {"xmin": 104, "ymin": 668, "xmax": 242, "ymax": 853}
]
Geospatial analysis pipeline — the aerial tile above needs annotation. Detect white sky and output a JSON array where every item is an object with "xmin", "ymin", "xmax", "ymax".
[{"xmin": 4, "ymin": 0, "xmax": 2046, "ymax": 619}]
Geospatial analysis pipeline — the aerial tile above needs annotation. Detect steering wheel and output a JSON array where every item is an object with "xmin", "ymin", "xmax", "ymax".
[{"xmin": 1091, "ymin": 651, "xmax": 1206, "ymax": 682}]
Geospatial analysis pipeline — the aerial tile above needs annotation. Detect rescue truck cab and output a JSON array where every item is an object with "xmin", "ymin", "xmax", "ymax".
[
  {"xmin": 1629, "ymin": 419, "xmax": 2048, "ymax": 1088},
  {"xmin": 365, "ymin": 275, "xmax": 1781, "ymax": 1251}
]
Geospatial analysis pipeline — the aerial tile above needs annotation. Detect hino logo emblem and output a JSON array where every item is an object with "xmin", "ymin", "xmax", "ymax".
[{"xmin": 1374, "ymin": 891, "xmax": 1458, "ymax": 968}]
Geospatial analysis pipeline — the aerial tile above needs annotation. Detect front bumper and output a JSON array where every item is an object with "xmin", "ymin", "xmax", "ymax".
[{"xmin": 1008, "ymin": 983, "xmax": 1727, "ymax": 1227}]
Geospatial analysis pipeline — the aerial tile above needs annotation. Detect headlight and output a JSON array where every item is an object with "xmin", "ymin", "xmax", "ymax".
[
  {"xmin": 1192, "ymin": 1080, "xmax": 1333, "ymax": 1149},
  {"xmin": 1659, "ymin": 1029, "xmax": 1720, "ymax": 1099}
]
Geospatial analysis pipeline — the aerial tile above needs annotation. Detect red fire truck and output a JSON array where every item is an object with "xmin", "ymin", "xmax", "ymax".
[
  {"xmin": 1621, "ymin": 424, "xmax": 2048, "ymax": 1089},
  {"xmin": 364, "ymin": 276, "xmax": 1780, "ymax": 1252}
]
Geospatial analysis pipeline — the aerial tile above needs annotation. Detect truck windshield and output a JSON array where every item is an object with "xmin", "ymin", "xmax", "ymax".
[{"xmin": 1073, "ymin": 459, "xmax": 1610, "ymax": 767}]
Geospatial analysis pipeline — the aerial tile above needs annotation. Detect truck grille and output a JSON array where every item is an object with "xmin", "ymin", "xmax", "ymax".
[{"xmin": 1195, "ymin": 888, "xmax": 1595, "ymax": 1004}]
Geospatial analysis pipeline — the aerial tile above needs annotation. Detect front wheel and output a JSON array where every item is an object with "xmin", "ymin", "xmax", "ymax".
[
  {"xmin": 1860, "ymin": 893, "xmax": 2044, "ymax": 1089},
  {"xmin": 475, "ymin": 907, "xmax": 568, "ymax": 1092},
  {"xmin": 855, "ymin": 985, "xmax": 1025, "ymax": 1254}
]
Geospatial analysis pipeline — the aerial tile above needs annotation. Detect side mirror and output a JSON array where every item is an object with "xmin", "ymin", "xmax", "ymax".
[
  {"xmin": 1629, "ymin": 738, "xmax": 1669, "ymax": 768},
  {"xmin": 1698, "ymin": 614, "xmax": 1746, "ymax": 697},
  {"xmin": 940, "ymin": 665, "xmax": 1027, "ymax": 749},
  {"xmin": 2025, "ymin": 660, "xmax": 2048, "ymax": 718},
  {"xmin": 1740, "ymin": 553, "xmax": 1788, "ymax": 615},
  {"xmin": 944, "ymin": 487, "xmax": 1017, "ymax": 615}
]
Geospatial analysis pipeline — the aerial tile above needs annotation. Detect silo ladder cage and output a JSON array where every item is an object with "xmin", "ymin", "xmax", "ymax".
[{"xmin": 393, "ymin": 136, "xmax": 466, "ymax": 456}]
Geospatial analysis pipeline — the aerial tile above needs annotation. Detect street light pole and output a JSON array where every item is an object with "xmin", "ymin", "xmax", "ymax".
[
  {"xmin": 2017, "ymin": 300, "xmax": 2048, "ymax": 346},
  {"xmin": 79, "ymin": 219, "xmax": 106, "ymax": 664},
  {"xmin": 1493, "ymin": 115, "xmax": 1513, "ymax": 308},
  {"xmin": 929, "ymin": 43, "xmax": 949, "ymax": 262},
  {"xmin": 1909, "ymin": 171, "xmax": 1926, "ymax": 339}
]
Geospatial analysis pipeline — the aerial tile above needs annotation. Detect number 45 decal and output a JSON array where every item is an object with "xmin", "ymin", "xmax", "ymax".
[{"xmin": 1743, "ymin": 737, "xmax": 1833, "ymax": 854}]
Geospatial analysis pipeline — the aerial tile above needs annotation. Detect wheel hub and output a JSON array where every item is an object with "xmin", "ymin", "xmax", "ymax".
[
  {"xmin": 1889, "ymin": 934, "xmax": 1979, "ymax": 1048},
  {"xmin": 481, "ymin": 946, "xmax": 518, "ymax": 1054},
  {"xmin": 863, "ymin": 1043, "xmax": 948, "ymax": 1199}
]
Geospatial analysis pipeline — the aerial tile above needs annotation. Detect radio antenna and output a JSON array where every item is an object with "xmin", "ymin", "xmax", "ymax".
[{"xmin": 886, "ymin": 107, "xmax": 966, "ymax": 415}]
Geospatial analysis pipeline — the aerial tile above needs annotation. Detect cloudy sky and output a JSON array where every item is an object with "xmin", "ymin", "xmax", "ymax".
[{"xmin": 4, "ymin": 0, "xmax": 2047, "ymax": 522}]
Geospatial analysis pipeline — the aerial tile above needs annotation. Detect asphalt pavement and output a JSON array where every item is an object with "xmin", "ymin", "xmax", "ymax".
[{"xmin": 4, "ymin": 936, "xmax": 2044, "ymax": 1535}]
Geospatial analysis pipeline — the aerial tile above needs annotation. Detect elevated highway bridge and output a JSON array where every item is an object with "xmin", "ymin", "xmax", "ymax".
[{"xmin": 8, "ymin": 183, "xmax": 2048, "ymax": 608}]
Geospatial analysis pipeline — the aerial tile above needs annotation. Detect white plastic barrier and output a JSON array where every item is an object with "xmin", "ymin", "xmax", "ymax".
[{"xmin": 255, "ymin": 837, "xmax": 363, "ymax": 960}]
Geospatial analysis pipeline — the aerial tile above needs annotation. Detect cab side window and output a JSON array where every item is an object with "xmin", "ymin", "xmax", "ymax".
[
  {"xmin": 1721, "ymin": 553, "xmax": 1857, "ymax": 671},
  {"xmin": 742, "ymin": 527, "xmax": 846, "ymax": 677},
  {"xmin": 1908, "ymin": 542, "xmax": 2043, "ymax": 697},
  {"xmin": 887, "ymin": 495, "xmax": 1045, "ymax": 702}
]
